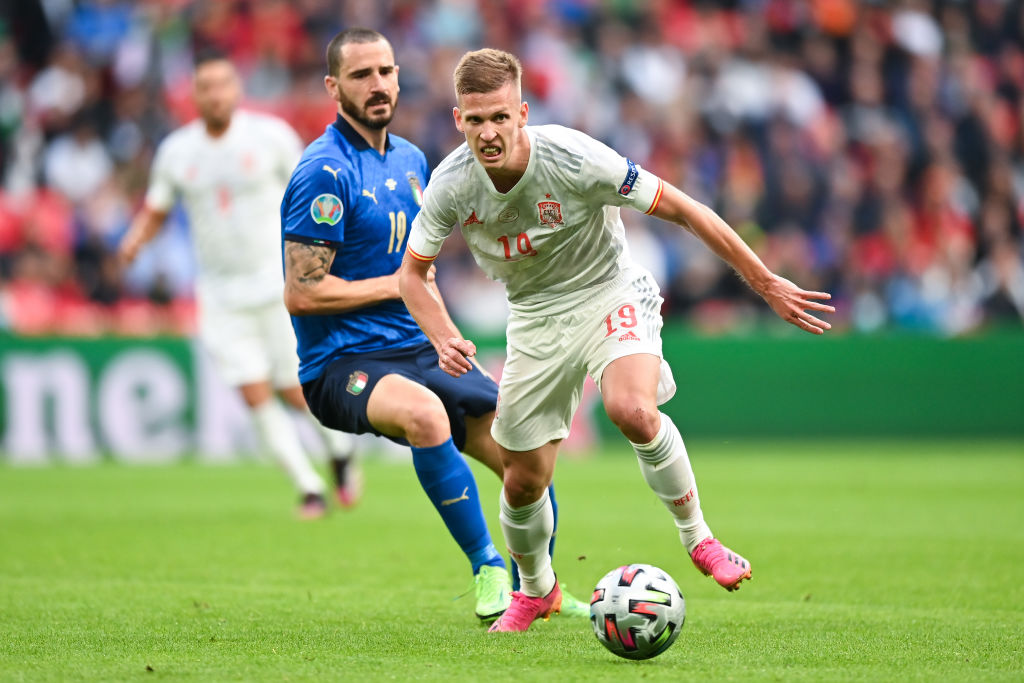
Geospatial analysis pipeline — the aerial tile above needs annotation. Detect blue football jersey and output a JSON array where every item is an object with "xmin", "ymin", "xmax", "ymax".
[{"xmin": 282, "ymin": 114, "xmax": 430, "ymax": 383}]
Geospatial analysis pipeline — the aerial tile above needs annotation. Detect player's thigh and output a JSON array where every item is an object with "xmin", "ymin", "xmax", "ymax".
[
  {"xmin": 197, "ymin": 303, "xmax": 272, "ymax": 387},
  {"xmin": 366, "ymin": 374, "xmax": 450, "ymax": 446},
  {"xmin": 584, "ymin": 268, "xmax": 677, "ymax": 407},
  {"xmin": 598, "ymin": 353, "xmax": 664, "ymax": 439},
  {"xmin": 237, "ymin": 380, "xmax": 274, "ymax": 408},
  {"xmin": 462, "ymin": 411, "xmax": 502, "ymax": 478},
  {"xmin": 276, "ymin": 385, "xmax": 309, "ymax": 412},
  {"xmin": 600, "ymin": 354, "xmax": 661, "ymax": 408},
  {"xmin": 492, "ymin": 314, "xmax": 587, "ymax": 453},
  {"xmin": 414, "ymin": 343, "xmax": 500, "ymax": 453},
  {"xmin": 301, "ymin": 347, "xmax": 446, "ymax": 446}
]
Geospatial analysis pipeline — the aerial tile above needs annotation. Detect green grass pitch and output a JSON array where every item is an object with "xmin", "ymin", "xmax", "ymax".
[{"xmin": 1, "ymin": 440, "xmax": 1022, "ymax": 681}]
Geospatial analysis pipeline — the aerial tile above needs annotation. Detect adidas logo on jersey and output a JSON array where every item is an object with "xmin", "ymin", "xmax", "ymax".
[
  {"xmin": 463, "ymin": 210, "xmax": 483, "ymax": 226},
  {"xmin": 618, "ymin": 331, "xmax": 641, "ymax": 342}
]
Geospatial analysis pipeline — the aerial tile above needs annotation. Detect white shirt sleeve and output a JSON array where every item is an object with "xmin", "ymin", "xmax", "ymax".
[
  {"xmin": 407, "ymin": 179, "xmax": 457, "ymax": 261},
  {"xmin": 574, "ymin": 131, "xmax": 665, "ymax": 215},
  {"xmin": 144, "ymin": 138, "xmax": 177, "ymax": 212}
]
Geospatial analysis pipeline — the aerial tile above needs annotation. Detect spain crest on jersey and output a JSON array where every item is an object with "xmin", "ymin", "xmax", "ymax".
[
  {"xmin": 537, "ymin": 200, "xmax": 563, "ymax": 227},
  {"xmin": 406, "ymin": 171, "xmax": 424, "ymax": 207},
  {"xmin": 310, "ymin": 193, "xmax": 343, "ymax": 225}
]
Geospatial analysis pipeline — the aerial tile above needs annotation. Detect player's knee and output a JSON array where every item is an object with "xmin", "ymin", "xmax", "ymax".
[
  {"xmin": 502, "ymin": 468, "xmax": 548, "ymax": 508},
  {"xmin": 402, "ymin": 396, "xmax": 451, "ymax": 447},
  {"xmin": 605, "ymin": 398, "xmax": 659, "ymax": 444},
  {"xmin": 501, "ymin": 456, "xmax": 551, "ymax": 506}
]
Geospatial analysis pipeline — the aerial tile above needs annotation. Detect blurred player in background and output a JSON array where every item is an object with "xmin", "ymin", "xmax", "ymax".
[
  {"xmin": 119, "ymin": 50, "xmax": 358, "ymax": 519},
  {"xmin": 280, "ymin": 29, "xmax": 588, "ymax": 622},
  {"xmin": 400, "ymin": 48, "xmax": 835, "ymax": 632}
]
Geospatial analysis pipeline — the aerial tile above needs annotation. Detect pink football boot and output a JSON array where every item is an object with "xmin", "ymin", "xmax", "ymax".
[{"xmin": 690, "ymin": 537, "xmax": 752, "ymax": 591}]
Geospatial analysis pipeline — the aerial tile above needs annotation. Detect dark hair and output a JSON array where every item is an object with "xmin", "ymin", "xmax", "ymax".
[
  {"xmin": 454, "ymin": 48, "xmax": 522, "ymax": 96},
  {"xmin": 193, "ymin": 46, "xmax": 231, "ymax": 70},
  {"xmin": 326, "ymin": 28, "xmax": 390, "ymax": 77}
]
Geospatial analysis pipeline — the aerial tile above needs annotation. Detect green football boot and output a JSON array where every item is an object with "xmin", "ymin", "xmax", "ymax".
[
  {"xmin": 556, "ymin": 583, "xmax": 592, "ymax": 619},
  {"xmin": 474, "ymin": 564, "xmax": 512, "ymax": 622}
]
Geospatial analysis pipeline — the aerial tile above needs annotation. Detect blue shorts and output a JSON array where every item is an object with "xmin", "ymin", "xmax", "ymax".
[{"xmin": 302, "ymin": 341, "xmax": 498, "ymax": 451}]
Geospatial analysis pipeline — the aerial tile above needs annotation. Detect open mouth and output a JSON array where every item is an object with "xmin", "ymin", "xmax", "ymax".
[{"xmin": 481, "ymin": 145, "xmax": 502, "ymax": 160}]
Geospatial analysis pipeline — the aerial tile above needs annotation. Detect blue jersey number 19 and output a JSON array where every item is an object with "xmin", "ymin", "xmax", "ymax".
[{"xmin": 388, "ymin": 211, "xmax": 407, "ymax": 254}]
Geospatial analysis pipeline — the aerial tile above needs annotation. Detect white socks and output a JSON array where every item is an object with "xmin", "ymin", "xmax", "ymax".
[
  {"xmin": 499, "ymin": 488, "xmax": 556, "ymax": 597},
  {"xmin": 632, "ymin": 413, "xmax": 712, "ymax": 553},
  {"xmin": 252, "ymin": 399, "xmax": 325, "ymax": 495}
]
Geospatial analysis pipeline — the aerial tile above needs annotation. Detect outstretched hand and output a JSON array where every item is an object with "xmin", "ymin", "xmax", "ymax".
[
  {"xmin": 118, "ymin": 234, "xmax": 142, "ymax": 266},
  {"xmin": 760, "ymin": 275, "xmax": 835, "ymax": 334},
  {"xmin": 437, "ymin": 337, "xmax": 477, "ymax": 377}
]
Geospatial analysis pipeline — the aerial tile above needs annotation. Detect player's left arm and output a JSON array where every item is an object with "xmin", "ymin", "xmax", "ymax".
[{"xmin": 651, "ymin": 182, "xmax": 835, "ymax": 334}]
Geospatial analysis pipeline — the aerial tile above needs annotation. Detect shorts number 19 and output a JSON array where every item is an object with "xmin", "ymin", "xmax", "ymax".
[{"xmin": 604, "ymin": 304, "xmax": 637, "ymax": 337}]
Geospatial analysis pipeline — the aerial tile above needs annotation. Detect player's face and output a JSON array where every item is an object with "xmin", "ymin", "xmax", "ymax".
[
  {"xmin": 193, "ymin": 60, "xmax": 241, "ymax": 131},
  {"xmin": 326, "ymin": 40, "xmax": 399, "ymax": 130},
  {"xmin": 454, "ymin": 82, "xmax": 529, "ymax": 175}
]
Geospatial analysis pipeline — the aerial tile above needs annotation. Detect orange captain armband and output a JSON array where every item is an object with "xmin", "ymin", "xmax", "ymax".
[{"xmin": 406, "ymin": 245, "xmax": 437, "ymax": 262}]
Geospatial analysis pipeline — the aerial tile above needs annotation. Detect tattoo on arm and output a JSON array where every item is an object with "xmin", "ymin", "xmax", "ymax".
[{"xmin": 285, "ymin": 242, "xmax": 335, "ymax": 290}]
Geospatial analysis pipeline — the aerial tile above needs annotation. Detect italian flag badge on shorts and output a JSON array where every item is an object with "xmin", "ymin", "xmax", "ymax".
[{"xmin": 346, "ymin": 371, "xmax": 369, "ymax": 395}]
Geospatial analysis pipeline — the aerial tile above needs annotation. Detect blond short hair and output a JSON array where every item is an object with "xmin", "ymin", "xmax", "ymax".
[{"xmin": 453, "ymin": 48, "xmax": 522, "ymax": 96}]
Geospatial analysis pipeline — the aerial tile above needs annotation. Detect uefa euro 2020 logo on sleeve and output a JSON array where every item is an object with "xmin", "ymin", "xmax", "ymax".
[{"xmin": 310, "ymin": 193, "xmax": 343, "ymax": 226}]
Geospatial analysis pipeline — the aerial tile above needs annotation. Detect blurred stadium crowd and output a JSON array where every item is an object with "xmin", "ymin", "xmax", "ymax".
[{"xmin": 0, "ymin": 0, "xmax": 1022, "ymax": 337}]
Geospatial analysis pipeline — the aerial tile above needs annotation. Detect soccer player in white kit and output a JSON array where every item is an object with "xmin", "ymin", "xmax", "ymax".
[
  {"xmin": 399, "ymin": 49, "xmax": 835, "ymax": 632},
  {"xmin": 119, "ymin": 50, "xmax": 358, "ymax": 518}
]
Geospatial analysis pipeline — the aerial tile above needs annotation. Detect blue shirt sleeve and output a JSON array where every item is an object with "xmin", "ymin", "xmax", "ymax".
[{"xmin": 282, "ymin": 157, "xmax": 355, "ymax": 247}]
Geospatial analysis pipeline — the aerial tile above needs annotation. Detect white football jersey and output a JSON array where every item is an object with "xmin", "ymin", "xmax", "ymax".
[
  {"xmin": 145, "ymin": 110, "xmax": 303, "ymax": 309},
  {"xmin": 408, "ymin": 124, "xmax": 663, "ymax": 314}
]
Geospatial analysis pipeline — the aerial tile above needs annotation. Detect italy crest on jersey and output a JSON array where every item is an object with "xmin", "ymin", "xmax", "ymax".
[
  {"xmin": 406, "ymin": 172, "xmax": 424, "ymax": 207},
  {"xmin": 310, "ymin": 193, "xmax": 343, "ymax": 225},
  {"xmin": 538, "ymin": 200, "xmax": 563, "ymax": 227}
]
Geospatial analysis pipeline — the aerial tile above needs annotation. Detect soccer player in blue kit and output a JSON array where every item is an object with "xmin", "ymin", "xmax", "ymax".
[{"xmin": 279, "ymin": 28, "xmax": 586, "ymax": 622}]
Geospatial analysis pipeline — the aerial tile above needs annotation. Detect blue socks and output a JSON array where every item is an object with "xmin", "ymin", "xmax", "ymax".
[
  {"xmin": 411, "ymin": 437, "xmax": 504, "ymax": 574},
  {"xmin": 511, "ymin": 483, "xmax": 558, "ymax": 591}
]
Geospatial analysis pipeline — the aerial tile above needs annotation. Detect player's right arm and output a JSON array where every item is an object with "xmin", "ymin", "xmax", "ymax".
[
  {"xmin": 282, "ymin": 157, "xmax": 404, "ymax": 316},
  {"xmin": 282, "ymin": 241, "xmax": 400, "ymax": 315},
  {"xmin": 399, "ymin": 250, "xmax": 475, "ymax": 376},
  {"xmin": 120, "ymin": 138, "xmax": 175, "ymax": 265},
  {"xmin": 400, "ymin": 175, "xmax": 475, "ymax": 377},
  {"xmin": 119, "ymin": 205, "xmax": 169, "ymax": 265}
]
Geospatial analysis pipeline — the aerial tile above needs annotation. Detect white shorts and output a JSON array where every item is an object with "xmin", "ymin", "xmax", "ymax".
[
  {"xmin": 197, "ymin": 298, "xmax": 301, "ymax": 389},
  {"xmin": 491, "ymin": 266, "xmax": 676, "ymax": 452}
]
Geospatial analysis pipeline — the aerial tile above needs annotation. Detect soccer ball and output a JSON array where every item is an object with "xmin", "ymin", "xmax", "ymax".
[{"xmin": 589, "ymin": 563, "xmax": 686, "ymax": 660}]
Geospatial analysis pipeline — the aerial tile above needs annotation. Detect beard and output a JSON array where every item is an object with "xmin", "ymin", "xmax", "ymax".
[
  {"xmin": 339, "ymin": 91, "xmax": 397, "ymax": 130},
  {"xmin": 199, "ymin": 103, "xmax": 234, "ymax": 132}
]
